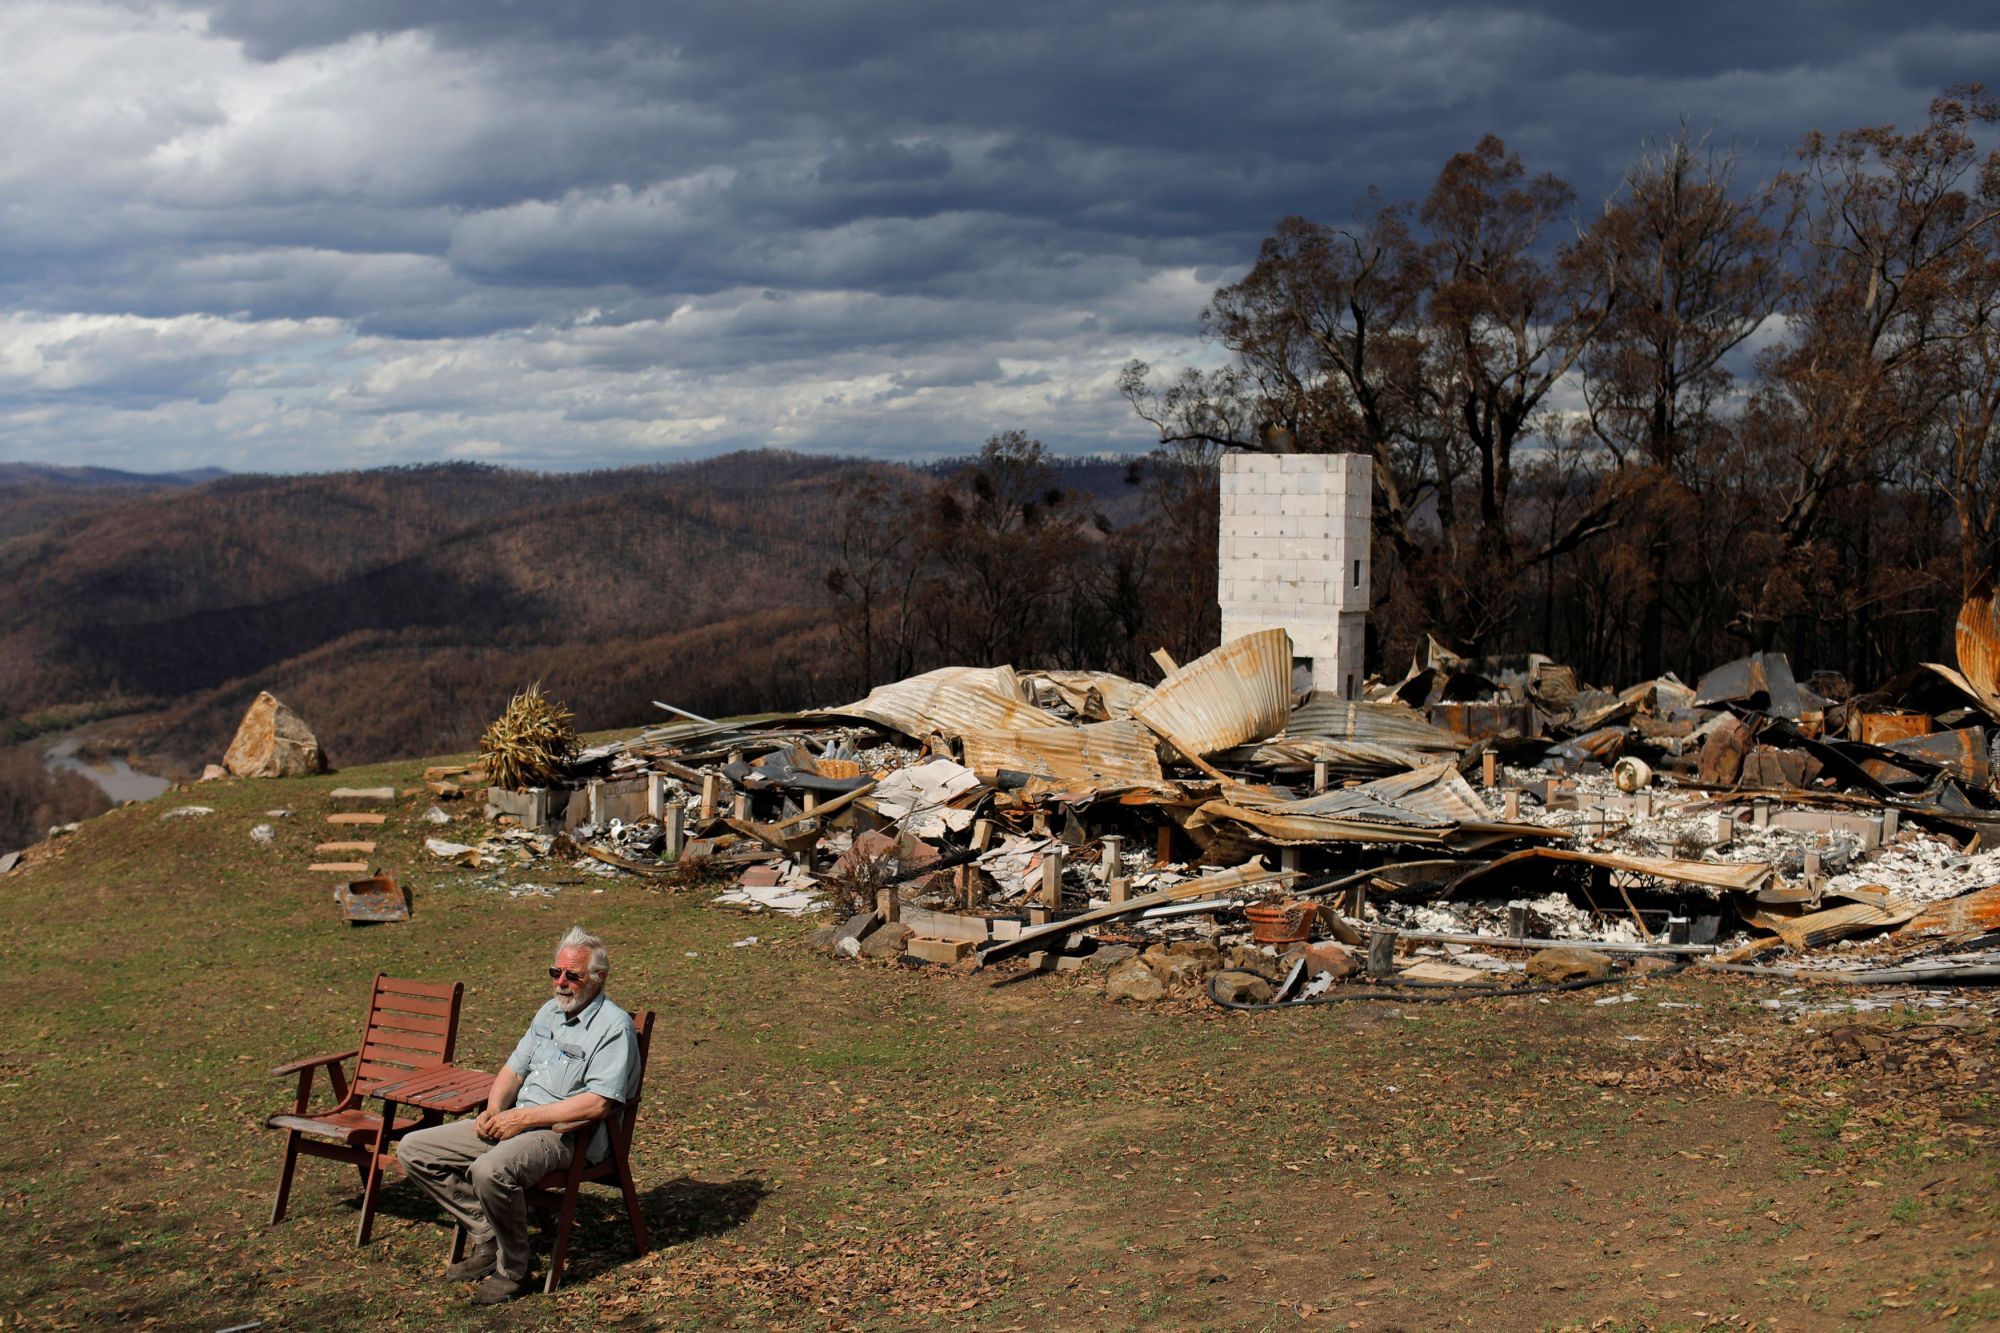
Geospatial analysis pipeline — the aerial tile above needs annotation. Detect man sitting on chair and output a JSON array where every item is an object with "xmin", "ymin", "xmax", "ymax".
[{"xmin": 399, "ymin": 924, "xmax": 638, "ymax": 1305}]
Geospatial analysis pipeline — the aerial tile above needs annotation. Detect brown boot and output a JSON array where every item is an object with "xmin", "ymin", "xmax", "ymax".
[
  {"xmin": 472, "ymin": 1271, "xmax": 536, "ymax": 1305},
  {"xmin": 444, "ymin": 1240, "xmax": 497, "ymax": 1282}
]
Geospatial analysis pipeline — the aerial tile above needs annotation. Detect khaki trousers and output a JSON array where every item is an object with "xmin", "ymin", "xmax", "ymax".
[{"xmin": 398, "ymin": 1118, "xmax": 574, "ymax": 1281}]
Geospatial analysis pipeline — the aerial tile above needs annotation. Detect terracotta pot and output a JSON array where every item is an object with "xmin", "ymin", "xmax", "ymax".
[{"xmin": 1244, "ymin": 901, "xmax": 1313, "ymax": 946}]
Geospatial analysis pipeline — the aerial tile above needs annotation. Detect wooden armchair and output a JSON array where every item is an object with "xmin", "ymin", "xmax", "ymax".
[
  {"xmin": 266, "ymin": 973, "xmax": 465, "ymax": 1244},
  {"xmin": 447, "ymin": 1008, "xmax": 656, "ymax": 1292}
]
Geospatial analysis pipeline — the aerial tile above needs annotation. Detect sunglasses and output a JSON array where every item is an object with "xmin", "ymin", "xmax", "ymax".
[{"xmin": 547, "ymin": 966, "xmax": 591, "ymax": 985}]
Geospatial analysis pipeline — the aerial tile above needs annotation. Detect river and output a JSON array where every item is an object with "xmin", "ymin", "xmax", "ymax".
[{"xmin": 44, "ymin": 735, "xmax": 172, "ymax": 804}]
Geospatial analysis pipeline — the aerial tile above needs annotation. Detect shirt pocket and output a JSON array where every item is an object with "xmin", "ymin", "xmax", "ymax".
[{"xmin": 550, "ymin": 1042, "xmax": 587, "ymax": 1097}]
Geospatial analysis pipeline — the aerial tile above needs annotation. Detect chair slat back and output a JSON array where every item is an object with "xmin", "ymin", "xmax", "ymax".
[
  {"xmin": 616, "ymin": 1011, "xmax": 656, "ymax": 1143},
  {"xmin": 351, "ymin": 974, "xmax": 463, "ymax": 1100}
]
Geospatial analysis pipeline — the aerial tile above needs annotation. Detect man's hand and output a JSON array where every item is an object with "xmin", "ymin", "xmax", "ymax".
[{"xmin": 475, "ymin": 1107, "xmax": 532, "ymax": 1142}]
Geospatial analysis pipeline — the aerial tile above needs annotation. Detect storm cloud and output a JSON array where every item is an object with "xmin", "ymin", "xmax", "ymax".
[{"xmin": 1, "ymin": 1, "xmax": 1992, "ymax": 470}]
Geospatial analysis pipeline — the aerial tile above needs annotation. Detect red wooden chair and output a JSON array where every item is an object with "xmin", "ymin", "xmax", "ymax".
[
  {"xmin": 266, "ymin": 973, "xmax": 465, "ymax": 1243},
  {"xmin": 447, "ymin": 1008, "xmax": 655, "ymax": 1292}
]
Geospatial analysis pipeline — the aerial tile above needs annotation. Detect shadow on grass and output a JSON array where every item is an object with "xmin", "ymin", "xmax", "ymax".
[
  {"xmin": 640, "ymin": 1173, "xmax": 769, "ymax": 1247},
  {"xmin": 360, "ymin": 1172, "xmax": 768, "ymax": 1282}
]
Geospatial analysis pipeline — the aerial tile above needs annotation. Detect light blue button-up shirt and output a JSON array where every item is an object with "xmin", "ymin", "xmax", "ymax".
[{"xmin": 505, "ymin": 992, "xmax": 638, "ymax": 1162}]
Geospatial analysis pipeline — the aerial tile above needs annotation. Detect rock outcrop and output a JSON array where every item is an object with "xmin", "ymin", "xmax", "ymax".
[{"xmin": 222, "ymin": 692, "xmax": 327, "ymax": 778}]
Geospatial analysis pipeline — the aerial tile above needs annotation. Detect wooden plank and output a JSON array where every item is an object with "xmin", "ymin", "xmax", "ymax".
[
  {"xmin": 316, "ymin": 841, "xmax": 377, "ymax": 854},
  {"xmin": 327, "ymin": 813, "xmax": 388, "ymax": 826},
  {"xmin": 309, "ymin": 862, "xmax": 369, "ymax": 873},
  {"xmin": 330, "ymin": 787, "xmax": 397, "ymax": 802},
  {"xmin": 769, "ymin": 780, "xmax": 877, "ymax": 831}
]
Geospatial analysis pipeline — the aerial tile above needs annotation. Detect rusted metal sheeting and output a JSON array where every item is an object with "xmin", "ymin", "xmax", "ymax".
[
  {"xmin": 1020, "ymin": 670, "xmax": 1153, "ymax": 721},
  {"xmin": 1452, "ymin": 847, "xmax": 1775, "ymax": 895},
  {"xmin": 1426, "ymin": 701, "xmax": 1540, "ymax": 741},
  {"xmin": 1694, "ymin": 651, "xmax": 1801, "ymax": 719},
  {"xmin": 816, "ymin": 667, "xmax": 1062, "ymax": 739},
  {"xmin": 1746, "ymin": 893, "xmax": 1918, "ymax": 949},
  {"xmin": 335, "ymin": 873, "xmax": 410, "ymax": 923},
  {"xmin": 1858, "ymin": 711, "xmax": 1933, "ymax": 746},
  {"xmin": 1886, "ymin": 727, "xmax": 1990, "ymax": 786},
  {"xmin": 1266, "ymin": 762, "xmax": 1482, "ymax": 824},
  {"xmin": 1186, "ymin": 802, "xmax": 1462, "ymax": 844},
  {"xmin": 1958, "ymin": 573, "xmax": 2000, "ymax": 718},
  {"xmin": 1191, "ymin": 764, "xmax": 1560, "ymax": 846},
  {"xmin": 1283, "ymin": 697, "xmax": 1462, "ymax": 752},
  {"xmin": 958, "ymin": 719, "xmax": 1164, "ymax": 791},
  {"xmin": 1902, "ymin": 883, "xmax": 2000, "ymax": 940},
  {"xmin": 1216, "ymin": 738, "xmax": 1438, "ymax": 775},
  {"xmin": 1131, "ymin": 628, "xmax": 1292, "ymax": 757}
]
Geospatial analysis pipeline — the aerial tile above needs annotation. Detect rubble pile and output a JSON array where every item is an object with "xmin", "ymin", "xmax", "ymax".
[{"xmin": 456, "ymin": 592, "xmax": 2000, "ymax": 1009}]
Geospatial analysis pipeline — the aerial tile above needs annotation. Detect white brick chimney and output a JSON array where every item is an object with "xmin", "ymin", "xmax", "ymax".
[{"xmin": 1217, "ymin": 452, "xmax": 1372, "ymax": 698}]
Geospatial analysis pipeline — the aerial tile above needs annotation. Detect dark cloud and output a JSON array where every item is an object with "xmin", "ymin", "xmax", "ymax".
[{"xmin": 5, "ymin": 1, "xmax": 1995, "ymax": 471}]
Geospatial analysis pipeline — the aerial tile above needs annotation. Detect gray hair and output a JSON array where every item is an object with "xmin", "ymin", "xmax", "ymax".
[{"xmin": 558, "ymin": 925, "xmax": 609, "ymax": 978}]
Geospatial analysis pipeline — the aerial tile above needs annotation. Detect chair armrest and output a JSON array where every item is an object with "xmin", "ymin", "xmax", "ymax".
[
  {"xmin": 550, "ymin": 1119, "xmax": 589, "ymax": 1134},
  {"xmin": 271, "ymin": 1048, "xmax": 359, "ymax": 1077}
]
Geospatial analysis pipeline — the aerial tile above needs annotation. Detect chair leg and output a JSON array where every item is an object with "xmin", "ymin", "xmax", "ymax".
[
  {"xmin": 448, "ymin": 1223, "xmax": 468, "ymax": 1267},
  {"xmin": 615, "ymin": 1154, "xmax": 650, "ymax": 1255},
  {"xmin": 543, "ymin": 1188, "xmax": 582, "ymax": 1295},
  {"xmin": 269, "ymin": 1131, "xmax": 302, "ymax": 1225},
  {"xmin": 355, "ymin": 1166, "xmax": 383, "ymax": 1245},
  {"xmin": 356, "ymin": 1121, "xmax": 395, "ymax": 1245}
]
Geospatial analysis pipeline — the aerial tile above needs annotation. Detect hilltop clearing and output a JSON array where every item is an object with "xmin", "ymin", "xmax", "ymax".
[{"xmin": 1, "ymin": 744, "xmax": 1993, "ymax": 1330}]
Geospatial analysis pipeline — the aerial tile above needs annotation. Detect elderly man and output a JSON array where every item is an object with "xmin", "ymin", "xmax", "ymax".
[{"xmin": 399, "ymin": 925, "xmax": 638, "ymax": 1305}]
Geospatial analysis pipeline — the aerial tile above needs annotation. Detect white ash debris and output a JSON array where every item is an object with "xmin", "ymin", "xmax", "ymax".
[
  {"xmin": 1825, "ymin": 839, "xmax": 2000, "ymax": 905},
  {"xmin": 1378, "ymin": 890, "xmax": 1647, "ymax": 945},
  {"xmin": 1488, "ymin": 763, "xmax": 1997, "ymax": 906}
]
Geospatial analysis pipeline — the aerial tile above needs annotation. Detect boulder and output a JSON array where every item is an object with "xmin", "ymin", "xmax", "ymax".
[
  {"xmin": 1527, "ymin": 946, "xmax": 1616, "ymax": 983},
  {"xmin": 1105, "ymin": 958, "xmax": 1166, "ymax": 1003},
  {"xmin": 1083, "ymin": 944, "xmax": 1138, "ymax": 971},
  {"xmin": 1211, "ymin": 971, "xmax": 1275, "ymax": 1006},
  {"xmin": 222, "ymin": 692, "xmax": 327, "ymax": 779},
  {"xmin": 1168, "ymin": 939, "xmax": 1222, "ymax": 965},
  {"xmin": 1159, "ymin": 956, "xmax": 1211, "ymax": 995},
  {"xmin": 859, "ymin": 922, "xmax": 915, "ymax": 960},
  {"xmin": 1224, "ymin": 943, "xmax": 1276, "ymax": 971}
]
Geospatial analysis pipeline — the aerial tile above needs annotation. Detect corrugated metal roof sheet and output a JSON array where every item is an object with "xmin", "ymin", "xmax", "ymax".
[
  {"xmin": 1216, "ymin": 738, "xmax": 1439, "ymax": 775},
  {"xmin": 1283, "ymin": 698, "xmax": 1462, "ymax": 752},
  {"xmin": 958, "ymin": 719, "xmax": 1165, "ymax": 791},
  {"xmin": 1957, "ymin": 574, "xmax": 2000, "ymax": 718},
  {"xmin": 1131, "ymin": 628, "xmax": 1292, "ymax": 757},
  {"xmin": 1020, "ymin": 669, "xmax": 1154, "ymax": 721},
  {"xmin": 814, "ymin": 667, "xmax": 1063, "ymax": 739},
  {"xmin": 1248, "ymin": 762, "xmax": 1479, "ymax": 827},
  {"xmin": 1188, "ymin": 762, "xmax": 1562, "ymax": 848}
]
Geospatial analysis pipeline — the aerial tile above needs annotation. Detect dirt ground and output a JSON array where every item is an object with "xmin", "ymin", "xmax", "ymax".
[{"xmin": 0, "ymin": 756, "xmax": 1994, "ymax": 1331}]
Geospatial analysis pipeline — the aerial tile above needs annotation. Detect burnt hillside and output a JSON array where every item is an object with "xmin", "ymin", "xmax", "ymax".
[{"xmin": 0, "ymin": 450, "xmax": 1162, "ymax": 775}]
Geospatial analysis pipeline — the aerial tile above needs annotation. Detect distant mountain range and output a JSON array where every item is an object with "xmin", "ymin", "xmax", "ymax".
[
  {"xmin": 0, "ymin": 462, "xmax": 230, "ymax": 489},
  {"xmin": 0, "ymin": 450, "xmax": 1155, "ymax": 776}
]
